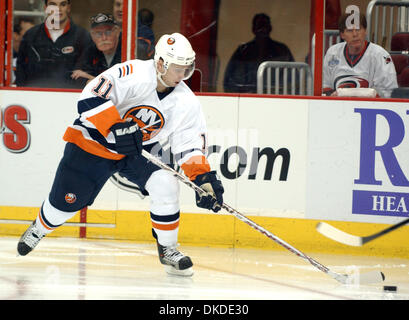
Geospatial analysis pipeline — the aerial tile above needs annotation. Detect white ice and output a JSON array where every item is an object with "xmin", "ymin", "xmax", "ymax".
[{"xmin": 0, "ymin": 236, "xmax": 408, "ymax": 300}]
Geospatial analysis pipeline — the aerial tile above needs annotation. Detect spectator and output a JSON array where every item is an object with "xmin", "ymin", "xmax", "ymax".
[
  {"xmin": 112, "ymin": 0, "xmax": 123, "ymax": 24},
  {"xmin": 13, "ymin": 25, "xmax": 22, "ymax": 57},
  {"xmin": 139, "ymin": 8, "xmax": 154, "ymax": 28},
  {"xmin": 322, "ymin": 13, "xmax": 398, "ymax": 98},
  {"xmin": 15, "ymin": 0, "xmax": 91, "ymax": 89},
  {"xmin": 112, "ymin": 0, "xmax": 155, "ymax": 60},
  {"xmin": 19, "ymin": 18, "xmax": 36, "ymax": 38},
  {"xmin": 71, "ymin": 13, "xmax": 121, "ymax": 85},
  {"xmin": 13, "ymin": 18, "xmax": 35, "ymax": 55},
  {"xmin": 223, "ymin": 13, "xmax": 294, "ymax": 93},
  {"xmin": 137, "ymin": 8, "xmax": 155, "ymax": 59},
  {"xmin": 12, "ymin": 18, "xmax": 35, "ymax": 85}
]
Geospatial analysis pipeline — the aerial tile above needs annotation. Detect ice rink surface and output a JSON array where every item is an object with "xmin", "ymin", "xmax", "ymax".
[{"xmin": 0, "ymin": 236, "xmax": 408, "ymax": 301}]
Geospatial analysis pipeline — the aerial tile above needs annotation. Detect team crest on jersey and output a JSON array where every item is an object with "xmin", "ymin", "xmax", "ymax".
[
  {"xmin": 65, "ymin": 193, "xmax": 77, "ymax": 204},
  {"xmin": 334, "ymin": 75, "xmax": 369, "ymax": 89},
  {"xmin": 384, "ymin": 56, "xmax": 392, "ymax": 64},
  {"xmin": 123, "ymin": 105, "xmax": 165, "ymax": 142}
]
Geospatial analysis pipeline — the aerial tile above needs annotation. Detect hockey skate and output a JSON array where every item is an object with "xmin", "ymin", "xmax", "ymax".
[
  {"xmin": 157, "ymin": 242, "xmax": 193, "ymax": 276},
  {"xmin": 17, "ymin": 222, "xmax": 46, "ymax": 256}
]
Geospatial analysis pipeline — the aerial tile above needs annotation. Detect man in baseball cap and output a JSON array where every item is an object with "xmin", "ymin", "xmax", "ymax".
[{"xmin": 71, "ymin": 13, "xmax": 121, "ymax": 84}]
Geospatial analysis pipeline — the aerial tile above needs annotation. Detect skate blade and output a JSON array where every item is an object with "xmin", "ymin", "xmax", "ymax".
[{"xmin": 164, "ymin": 265, "xmax": 194, "ymax": 277}]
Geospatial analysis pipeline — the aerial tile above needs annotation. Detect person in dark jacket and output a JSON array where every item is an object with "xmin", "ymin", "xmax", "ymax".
[
  {"xmin": 71, "ymin": 13, "xmax": 121, "ymax": 85},
  {"xmin": 16, "ymin": 0, "xmax": 91, "ymax": 89},
  {"xmin": 223, "ymin": 13, "xmax": 294, "ymax": 93},
  {"xmin": 112, "ymin": 0, "xmax": 155, "ymax": 60}
]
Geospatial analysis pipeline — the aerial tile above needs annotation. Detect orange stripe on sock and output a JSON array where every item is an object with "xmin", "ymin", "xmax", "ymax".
[
  {"xmin": 38, "ymin": 213, "xmax": 54, "ymax": 231},
  {"xmin": 151, "ymin": 221, "xmax": 179, "ymax": 231}
]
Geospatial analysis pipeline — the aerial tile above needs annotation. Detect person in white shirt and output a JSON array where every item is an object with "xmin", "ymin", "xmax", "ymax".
[
  {"xmin": 16, "ymin": 33, "xmax": 224, "ymax": 277},
  {"xmin": 323, "ymin": 13, "xmax": 398, "ymax": 98}
]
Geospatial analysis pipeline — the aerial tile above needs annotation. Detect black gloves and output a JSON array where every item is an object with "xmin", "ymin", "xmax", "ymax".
[
  {"xmin": 110, "ymin": 120, "xmax": 143, "ymax": 156},
  {"xmin": 193, "ymin": 171, "xmax": 224, "ymax": 213}
]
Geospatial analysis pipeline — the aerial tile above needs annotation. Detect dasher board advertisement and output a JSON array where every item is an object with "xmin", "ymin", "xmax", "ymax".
[
  {"xmin": 306, "ymin": 99, "xmax": 409, "ymax": 224},
  {"xmin": 1, "ymin": 90, "xmax": 308, "ymax": 218}
]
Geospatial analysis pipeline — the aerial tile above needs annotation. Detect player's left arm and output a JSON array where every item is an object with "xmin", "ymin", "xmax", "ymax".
[
  {"xmin": 178, "ymin": 141, "xmax": 224, "ymax": 213},
  {"xmin": 373, "ymin": 52, "xmax": 398, "ymax": 98},
  {"xmin": 172, "ymin": 109, "xmax": 224, "ymax": 213}
]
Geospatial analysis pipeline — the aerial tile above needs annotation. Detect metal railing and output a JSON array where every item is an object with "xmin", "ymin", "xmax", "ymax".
[
  {"xmin": 257, "ymin": 61, "xmax": 313, "ymax": 95},
  {"xmin": 311, "ymin": 29, "xmax": 341, "ymax": 78},
  {"xmin": 13, "ymin": 10, "xmax": 45, "ymax": 18},
  {"xmin": 367, "ymin": 0, "xmax": 409, "ymax": 50}
]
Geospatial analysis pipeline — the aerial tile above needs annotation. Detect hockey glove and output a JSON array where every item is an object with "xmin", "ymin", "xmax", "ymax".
[
  {"xmin": 110, "ymin": 120, "xmax": 143, "ymax": 156},
  {"xmin": 193, "ymin": 171, "xmax": 224, "ymax": 213}
]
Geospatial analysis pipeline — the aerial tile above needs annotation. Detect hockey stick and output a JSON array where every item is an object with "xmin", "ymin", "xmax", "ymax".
[
  {"xmin": 141, "ymin": 150, "xmax": 384, "ymax": 285},
  {"xmin": 316, "ymin": 218, "xmax": 409, "ymax": 247}
]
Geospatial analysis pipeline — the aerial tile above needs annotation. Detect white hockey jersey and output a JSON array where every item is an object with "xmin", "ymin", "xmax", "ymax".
[
  {"xmin": 63, "ymin": 59, "xmax": 210, "ymax": 179},
  {"xmin": 323, "ymin": 41, "xmax": 398, "ymax": 98}
]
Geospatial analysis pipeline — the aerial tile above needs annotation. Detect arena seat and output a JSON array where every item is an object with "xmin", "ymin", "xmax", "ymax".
[
  {"xmin": 391, "ymin": 86, "xmax": 409, "ymax": 98},
  {"xmin": 390, "ymin": 54, "xmax": 409, "ymax": 87},
  {"xmin": 397, "ymin": 67, "xmax": 409, "ymax": 88},
  {"xmin": 391, "ymin": 32, "xmax": 409, "ymax": 52}
]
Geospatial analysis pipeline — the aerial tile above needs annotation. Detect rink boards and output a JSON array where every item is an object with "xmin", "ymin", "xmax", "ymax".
[{"xmin": 0, "ymin": 89, "xmax": 408, "ymax": 258}]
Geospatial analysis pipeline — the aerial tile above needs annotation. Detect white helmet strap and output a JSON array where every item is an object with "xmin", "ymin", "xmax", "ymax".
[
  {"xmin": 157, "ymin": 73, "xmax": 170, "ymax": 88},
  {"xmin": 156, "ymin": 59, "xmax": 170, "ymax": 88}
]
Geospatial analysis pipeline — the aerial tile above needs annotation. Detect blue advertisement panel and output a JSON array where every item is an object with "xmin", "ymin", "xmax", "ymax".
[{"xmin": 307, "ymin": 99, "xmax": 409, "ymax": 224}]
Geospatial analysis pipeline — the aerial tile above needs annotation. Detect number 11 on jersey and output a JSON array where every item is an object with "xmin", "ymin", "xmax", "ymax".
[{"xmin": 92, "ymin": 76, "xmax": 113, "ymax": 99}]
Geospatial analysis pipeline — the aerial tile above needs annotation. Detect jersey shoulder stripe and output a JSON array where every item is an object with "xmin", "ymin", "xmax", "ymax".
[
  {"xmin": 63, "ymin": 126, "xmax": 124, "ymax": 160},
  {"xmin": 78, "ymin": 96, "xmax": 110, "ymax": 114},
  {"xmin": 73, "ymin": 119, "xmax": 116, "ymax": 151},
  {"xmin": 118, "ymin": 63, "xmax": 134, "ymax": 78}
]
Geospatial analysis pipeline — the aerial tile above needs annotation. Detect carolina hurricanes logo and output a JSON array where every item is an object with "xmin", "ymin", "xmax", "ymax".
[
  {"xmin": 123, "ymin": 105, "xmax": 165, "ymax": 142},
  {"xmin": 61, "ymin": 46, "xmax": 74, "ymax": 54},
  {"xmin": 65, "ymin": 193, "xmax": 77, "ymax": 204},
  {"xmin": 334, "ymin": 75, "xmax": 369, "ymax": 89}
]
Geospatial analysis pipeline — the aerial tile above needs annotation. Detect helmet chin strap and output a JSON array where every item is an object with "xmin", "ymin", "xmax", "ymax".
[
  {"xmin": 156, "ymin": 61, "xmax": 171, "ymax": 88},
  {"xmin": 157, "ymin": 73, "xmax": 170, "ymax": 88}
]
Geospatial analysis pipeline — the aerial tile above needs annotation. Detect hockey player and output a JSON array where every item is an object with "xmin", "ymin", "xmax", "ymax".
[
  {"xmin": 323, "ymin": 13, "xmax": 398, "ymax": 98},
  {"xmin": 17, "ymin": 33, "xmax": 224, "ymax": 277}
]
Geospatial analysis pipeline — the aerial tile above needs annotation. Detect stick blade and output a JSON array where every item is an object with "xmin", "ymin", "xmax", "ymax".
[
  {"xmin": 346, "ymin": 271, "xmax": 385, "ymax": 285},
  {"xmin": 316, "ymin": 222, "xmax": 363, "ymax": 246}
]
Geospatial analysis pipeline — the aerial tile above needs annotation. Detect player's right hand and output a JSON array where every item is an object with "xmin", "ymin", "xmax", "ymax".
[
  {"xmin": 110, "ymin": 120, "xmax": 143, "ymax": 156},
  {"xmin": 193, "ymin": 171, "xmax": 224, "ymax": 213}
]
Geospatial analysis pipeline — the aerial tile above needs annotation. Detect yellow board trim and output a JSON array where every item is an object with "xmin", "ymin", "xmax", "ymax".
[{"xmin": 0, "ymin": 206, "xmax": 408, "ymax": 259}]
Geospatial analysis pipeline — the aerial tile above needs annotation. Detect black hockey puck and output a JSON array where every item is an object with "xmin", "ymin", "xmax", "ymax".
[{"xmin": 383, "ymin": 286, "xmax": 397, "ymax": 292}]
